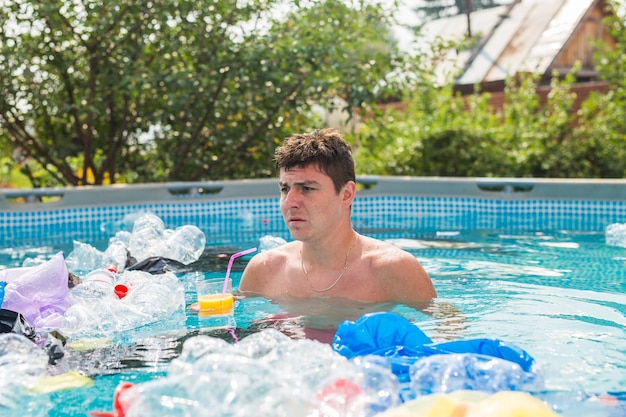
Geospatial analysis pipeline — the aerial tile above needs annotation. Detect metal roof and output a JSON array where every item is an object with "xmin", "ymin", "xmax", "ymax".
[{"xmin": 417, "ymin": 0, "xmax": 599, "ymax": 86}]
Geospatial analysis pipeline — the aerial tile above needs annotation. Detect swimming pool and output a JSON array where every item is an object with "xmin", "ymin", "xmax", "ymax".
[{"xmin": 1, "ymin": 177, "xmax": 625, "ymax": 416}]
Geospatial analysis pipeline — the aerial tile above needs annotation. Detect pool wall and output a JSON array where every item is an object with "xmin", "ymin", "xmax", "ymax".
[{"xmin": 2, "ymin": 176, "xmax": 626, "ymax": 247}]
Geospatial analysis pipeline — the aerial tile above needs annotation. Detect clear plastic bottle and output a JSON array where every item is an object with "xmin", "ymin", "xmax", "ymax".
[
  {"xmin": 103, "ymin": 231, "xmax": 131, "ymax": 272},
  {"xmin": 71, "ymin": 269, "xmax": 117, "ymax": 299},
  {"xmin": 128, "ymin": 213, "xmax": 166, "ymax": 262},
  {"xmin": 163, "ymin": 225, "xmax": 206, "ymax": 265}
]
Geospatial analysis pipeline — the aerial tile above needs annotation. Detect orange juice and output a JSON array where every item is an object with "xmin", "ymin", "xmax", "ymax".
[{"xmin": 198, "ymin": 293, "xmax": 234, "ymax": 314}]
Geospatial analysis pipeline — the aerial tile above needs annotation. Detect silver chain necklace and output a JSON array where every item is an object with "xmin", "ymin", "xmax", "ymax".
[{"xmin": 300, "ymin": 233, "xmax": 359, "ymax": 293}]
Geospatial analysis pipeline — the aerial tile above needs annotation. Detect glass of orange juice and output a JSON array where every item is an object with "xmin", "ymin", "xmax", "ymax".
[{"xmin": 195, "ymin": 277, "xmax": 234, "ymax": 316}]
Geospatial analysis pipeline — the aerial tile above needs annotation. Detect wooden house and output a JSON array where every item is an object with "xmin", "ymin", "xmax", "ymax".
[{"xmin": 418, "ymin": 0, "xmax": 617, "ymax": 109}]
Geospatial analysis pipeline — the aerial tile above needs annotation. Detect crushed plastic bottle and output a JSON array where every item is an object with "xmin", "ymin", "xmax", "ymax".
[
  {"xmin": 408, "ymin": 353, "xmax": 542, "ymax": 395},
  {"xmin": 62, "ymin": 269, "xmax": 186, "ymax": 339},
  {"xmin": 314, "ymin": 377, "xmax": 365, "ymax": 417},
  {"xmin": 259, "ymin": 235, "xmax": 287, "ymax": 251},
  {"xmin": 127, "ymin": 214, "xmax": 166, "ymax": 263},
  {"xmin": 103, "ymin": 232, "xmax": 131, "ymax": 273},
  {"xmin": 0, "ymin": 333, "xmax": 49, "ymax": 406},
  {"xmin": 65, "ymin": 241, "xmax": 106, "ymax": 276},
  {"xmin": 606, "ymin": 223, "xmax": 626, "ymax": 248},
  {"xmin": 127, "ymin": 214, "xmax": 205, "ymax": 265},
  {"xmin": 160, "ymin": 225, "xmax": 206, "ymax": 265},
  {"xmin": 71, "ymin": 269, "xmax": 117, "ymax": 299},
  {"xmin": 101, "ymin": 329, "xmax": 403, "ymax": 417}
]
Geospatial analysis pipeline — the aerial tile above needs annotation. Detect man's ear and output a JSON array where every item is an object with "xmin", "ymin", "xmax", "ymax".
[{"xmin": 341, "ymin": 181, "xmax": 356, "ymax": 207}]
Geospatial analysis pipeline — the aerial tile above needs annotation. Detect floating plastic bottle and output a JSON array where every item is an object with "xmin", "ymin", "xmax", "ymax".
[
  {"xmin": 71, "ymin": 269, "xmax": 117, "ymax": 299},
  {"xmin": 103, "ymin": 232, "xmax": 131, "ymax": 273},
  {"xmin": 161, "ymin": 225, "xmax": 206, "ymax": 265},
  {"xmin": 127, "ymin": 214, "xmax": 166, "ymax": 263},
  {"xmin": 259, "ymin": 235, "xmax": 287, "ymax": 251},
  {"xmin": 127, "ymin": 214, "xmax": 206, "ymax": 265},
  {"xmin": 83, "ymin": 269, "xmax": 116, "ymax": 285},
  {"xmin": 409, "ymin": 353, "xmax": 541, "ymax": 395},
  {"xmin": 65, "ymin": 241, "xmax": 105, "ymax": 275},
  {"xmin": 606, "ymin": 223, "xmax": 626, "ymax": 248}
]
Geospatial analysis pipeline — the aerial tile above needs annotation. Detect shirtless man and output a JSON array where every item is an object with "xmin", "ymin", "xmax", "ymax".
[{"xmin": 239, "ymin": 128, "xmax": 436, "ymax": 305}]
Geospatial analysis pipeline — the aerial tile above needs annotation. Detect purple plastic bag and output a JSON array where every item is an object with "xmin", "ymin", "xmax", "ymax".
[{"xmin": 1, "ymin": 252, "xmax": 71, "ymax": 329}]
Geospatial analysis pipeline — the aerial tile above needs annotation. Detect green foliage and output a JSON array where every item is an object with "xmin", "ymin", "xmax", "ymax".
[
  {"xmin": 3, "ymin": 0, "xmax": 625, "ymax": 186},
  {"xmin": 0, "ymin": 157, "xmax": 31, "ymax": 188},
  {"xmin": 353, "ymin": 81, "xmax": 509, "ymax": 177},
  {"xmin": 0, "ymin": 0, "xmax": 414, "ymax": 186},
  {"xmin": 349, "ymin": 0, "xmax": 626, "ymax": 179},
  {"xmin": 350, "ymin": 66, "xmax": 626, "ymax": 178}
]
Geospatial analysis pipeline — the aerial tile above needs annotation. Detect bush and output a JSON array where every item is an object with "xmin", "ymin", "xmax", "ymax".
[{"xmin": 350, "ymin": 71, "xmax": 626, "ymax": 179}]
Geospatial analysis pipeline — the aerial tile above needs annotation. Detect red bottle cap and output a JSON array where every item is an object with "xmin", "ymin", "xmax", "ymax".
[{"xmin": 114, "ymin": 284, "xmax": 128, "ymax": 299}]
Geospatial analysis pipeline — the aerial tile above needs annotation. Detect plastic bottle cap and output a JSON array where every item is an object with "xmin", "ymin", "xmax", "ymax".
[{"xmin": 114, "ymin": 284, "xmax": 128, "ymax": 299}]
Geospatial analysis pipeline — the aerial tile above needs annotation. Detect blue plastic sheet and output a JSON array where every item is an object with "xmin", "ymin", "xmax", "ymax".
[
  {"xmin": 332, "ymin": 312, "xmax": 538, "ymax": 394},
  {"xmin": 332, "ymin": 311, "xmax": 433, "ymax": 358}
]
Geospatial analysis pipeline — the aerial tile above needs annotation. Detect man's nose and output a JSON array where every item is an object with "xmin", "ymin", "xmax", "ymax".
[{"xmin": 284, "ymin": 188, "xmax": 300, "ymax": 207}]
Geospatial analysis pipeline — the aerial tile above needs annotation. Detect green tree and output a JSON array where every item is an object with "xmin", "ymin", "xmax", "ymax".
[
  {"xmin": 593, "ymin": 0, "xmax": 626, "ymax": 138},
  {"xmin": 0, "ymin": 0, "xmax": 416, "ymax": 186}
]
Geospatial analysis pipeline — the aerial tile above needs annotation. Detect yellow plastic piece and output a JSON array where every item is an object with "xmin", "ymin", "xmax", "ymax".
[
  {"xmin": 28, "ymin": 371, "xmax": 94, "ymax": 393},
  {"xmin": 377, "ymin": 391, "xmax": 560, "ymax": 417},
  {"xmin": 68, "ymin": 337, "xmax": 113, "ymax": 351},
  {"xmin": 465, "ymin": 391, "xmax": 560, "ymax": 417}
]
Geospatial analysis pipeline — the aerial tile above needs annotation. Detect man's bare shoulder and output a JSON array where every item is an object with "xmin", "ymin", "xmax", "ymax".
[
  {"xmin": 239, "ymin": 242, "xmax": 298, "ymax": 293},
  {"xmin": 358, "ymin": 235, "xmax": 436, "ymax": 301},
  {"xmin": 249, "ymin": 242, "xmax": 297, "ymax": 264},
  {"xmin": 360, "ymin": 235, "xmax": 417, "ymax": 265}
]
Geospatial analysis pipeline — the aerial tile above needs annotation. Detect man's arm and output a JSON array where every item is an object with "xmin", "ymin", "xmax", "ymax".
[
  {"xmin": 386, "ymin": 251, "xmax": 437, "ymax": 302},
  {"xmin": 387, "ymin": 251, "xmax": 467, "ymax": 341}
]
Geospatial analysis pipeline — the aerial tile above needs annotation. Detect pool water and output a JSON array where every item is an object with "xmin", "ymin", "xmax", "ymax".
[
  {"xmin": 1, "ymin": 201, "xmax": 626, "ymax": 416},
  {"xmin": 407, "ymin": 230, "xmax": 626, "ymax": 393}
]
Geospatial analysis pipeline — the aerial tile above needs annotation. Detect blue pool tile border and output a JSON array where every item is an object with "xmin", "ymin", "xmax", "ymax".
[{"xmin": 1, "ymin": 196, "xmax": 626, "ymax": 248}]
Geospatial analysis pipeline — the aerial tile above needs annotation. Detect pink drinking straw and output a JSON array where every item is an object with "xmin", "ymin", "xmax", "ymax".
[{"xmin": 222, "ymin": 247, "xmax": 257, "ymax": 294}]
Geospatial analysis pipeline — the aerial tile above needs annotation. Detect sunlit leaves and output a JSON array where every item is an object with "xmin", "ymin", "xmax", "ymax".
[
  {"xmin": 351, "ymin": 69, "xmax": 626, "ymax": 179},
  {"xmin": 1, "ymin": 0, "xmax": 414, "ymax": 185}
]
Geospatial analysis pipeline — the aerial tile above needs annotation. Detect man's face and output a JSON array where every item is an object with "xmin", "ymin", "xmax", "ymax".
[{"xmin": 278, "ymin": 164, "xmax": 348, "ymax": 241}]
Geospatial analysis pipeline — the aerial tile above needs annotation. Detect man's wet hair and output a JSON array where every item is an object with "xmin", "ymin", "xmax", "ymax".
[{"xmin": 274, "ymin": 128, "xmax": 356, "ymax": 194}]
